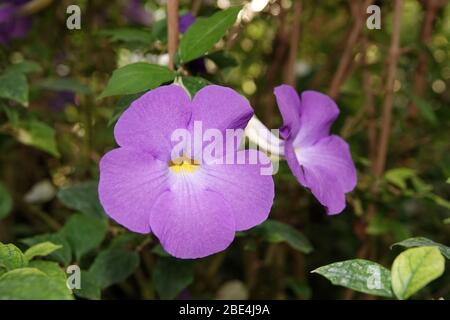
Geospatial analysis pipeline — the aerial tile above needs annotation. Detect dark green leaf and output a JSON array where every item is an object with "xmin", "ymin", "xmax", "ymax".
[
  {"xmin": 22, "ymin": 233, "xmax": 72, "ymax": 265},
  {"xmin": 257, "ymin": 220, "xmax": 313, "ymax": 253},
  {"xmin": 99, "ymin": 63, "xmax": 176, "ymax": 98},
  {"xmin": 411, "ymin": 96, "xmax": 438, "ymax": 126},
  {"xmin": 5, "ymin": 61, "xmax": 41, "ymax": 74},
  {"xmin": 57, "ymin": 181, "xmax": 105, "ymax": 218},
  {"xmin": 38, "ymin": 77, "xmax": 91, "ymax": 94},
  {"xmin": 392, "ymin": 237, "xmax": 450, "ymax": 259},
  {"xmin": 153, "ymin": 257, "xmax": 194, "ymax": 299},
  {"xmin": 89, "ymin": 248, "xmax": 139, "ymax": 288},
  {"xmin": 108, "ymin": 93, "xmax": 143, "ymax": 127},
  {"xmin": 60, "ymin": 214, "xmax": 108, "ymax": 261},
  {"xmin": 181, "ymin": 76, "xmax": 210, "ymax": 97},
  {"xmin": 73, "ymin": 270, "xmax": 102, "ymax": 300},
  {"xmin": 0, "ymin": 71, "xmax": 28, "ymax": 106},
  {"xmin": 14, "ymin": 119, "xmax": 60, "ymax": 157},
  {"xmin": 0, "ymin": 182, "xmax": 12, "ymax": 220},
  {"xmin": 99, "ymin": 28, "xmax": 154, "ymax": 45},
  {"xmin": 179, "ymin": 7, "xmax": 241, "ymax": 64}
]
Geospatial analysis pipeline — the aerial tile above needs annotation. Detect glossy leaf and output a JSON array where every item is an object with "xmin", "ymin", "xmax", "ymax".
[
  {"xmin": 179, "ymin": 7, "xmax": 241, "ymax": 64},
  {"xmin": 313, "ymin": 259, "xmax": 393, "ymax": 298},
  {"xmin": 99, "ymin": 63, "xmax": 176, "ymax": 98}
]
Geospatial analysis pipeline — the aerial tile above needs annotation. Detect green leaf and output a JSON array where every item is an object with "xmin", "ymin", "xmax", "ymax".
[
  {"xmin": 22, "ymin": 233, "xmax": 72, "ymax": 265},
  {"xmin": 0, "ymin": 182, "xmax": 12, "ymax": 220},
  {"xmin": 5, "ymin": 61, "xmax": 41, "ymax": 74},
  {"xmin": 181, "ymin": 76, "xmax": 210, "ymax": 97},
  {"xmin": 384, "ymin": 168, "xmax": 417, "ymax": 190},
  {"xmin": 99, "ymin": 28, "xmax": 154, "ymax": 45},
  {"xmin": 99, "ymin": 63, "xmax": 176, "ymax": 98},
  {"xmin": 312, "ymin": 259, "xmax": 393, "ymax": 298},
  {"xmin": 0, "ymin": 71, "xmax": 28, "ymax": 106},
  {"xmin": 107, "ymin": 93, "xmax": 143, "ymax": 127},
  {"xmin": 28, "ymin": 260, "xmax": 67, "ymax": 283},
  {"xmin": 89, "ymin": 248, "xmax": 139, "ymax": 288},
  {"xmin": 57, "ymin": 181, "xmax": 105, "ymax": 218},
  {"xmin": 0, "ymin": 268, "xmax": 73, "ymax": 300},
  {"xmin": 411, "ymin": 96, "xmax": 438, "ymax": 126},
  {"xmin": 60, "ymin": 214, "xmax": 108, "ymax": 261},
  {"xmin": 153, "ymin": 257, "xmax": 194, "ymax": 299},
  {"xmin": 392, "ymin": 237, "xmax": 450, "ymax": 259},
  {"xmin": 73, "ymin": 270, "xmax": 102, "ymax": 300},
  {"xmin": 391, "ymin": 246, "xmax": 445, "ymax": 300},
  {"xmin": 152, "ymin": 244, "xmax": 170, "ymax": 257},
  {"xmin": 14, "ymin": 119, "xmax": 60, "ymax": 157},
  {"xmin": 24, "ymin": 242, "xmax": 62, "ymax": 261},
  {"xmin": 179, "ymin": 7, "xmax": 241, "ymax": 64},
  {"xmin": 38, "ymin": 77, "xmax": 91, "ymax": 94},
  {"xmin": 257, "ymin": 220, "xmax": 313, "ymax": 253},
  {"xmin": 0, "ymin": 243, "xmax": 27, "ymax": 271}
]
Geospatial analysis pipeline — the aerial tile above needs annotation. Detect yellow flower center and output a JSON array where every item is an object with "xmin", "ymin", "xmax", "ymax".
[{"xmin": 169, "ymin": 156, "xmax": 199, "ymax": 173}]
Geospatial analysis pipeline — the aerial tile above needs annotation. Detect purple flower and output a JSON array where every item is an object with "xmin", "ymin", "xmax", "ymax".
[
  {"xmin": 0, "ymin": 0, "xmax": 32, "ymax": 45},
  {"xmin": 99, "ymin": 85, "xmax": 274, "ymax": 259},
  {"xmin": 124, "ymin": 0, "xmax": 152, "ymax": 26},
  {"xmin": 274, "ymin": 85, "xmax": 357, "ymax": 215},
  {"xmin": 179, "ymin": 12, "xmax": 195, "ymax": 33}
]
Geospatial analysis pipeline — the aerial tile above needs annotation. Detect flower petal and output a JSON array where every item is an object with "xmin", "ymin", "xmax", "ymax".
[
  {"xmin": 149, "ymin": 185, "xmax": 235, "ymax": 259},
  {"xmin": 190, "ymin": 85, "xmax": 253, "ymax": 133},
  {"xmin": 202, "ymin": 150, "xmax": 274, "ymax": 231},
  {"xmin": 99, "ymin": 147, "xmax": 170, "ymax": 233},
  {"xmin": 114, "ymin": 85, "xmax": 191, "ymax": 161},
  {"xmin": 286, "ymin": 135, "xmax": 357, "ymax": 215},
  {"xmin": 293, "ymin": 91, "xmax": 339, "ymax": 147},
  {"xmin": 274, "ymin": 85, "xmax": 301, "ymax": 139}
]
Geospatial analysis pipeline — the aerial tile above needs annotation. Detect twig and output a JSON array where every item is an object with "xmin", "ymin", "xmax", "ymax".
[
  {"xmin": 328, "ymin": 0, "xmax": 373, "ymax": 99},
  {"xmin": 18, "ymin": 0, "xmax": 53, "ymax": 15},
  {"xmin": 408, "ymin": 0, "xmax": 446, "ymax": 117},
  {"xmin": 283, "ymin": 0, "xmax": 302, "ymax": 86},
  {"xmin": 372, "ymin": 0, "xmax": 403, "ymax": 179},
  {"xmin": 167, "ymin": 0, "xmax": 179, "ymax": 70}
]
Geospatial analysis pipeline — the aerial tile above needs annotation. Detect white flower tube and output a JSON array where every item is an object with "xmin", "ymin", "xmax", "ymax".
[{"xmin": 244, "ymin": 115, "xmax": 285, "ymax": 157}]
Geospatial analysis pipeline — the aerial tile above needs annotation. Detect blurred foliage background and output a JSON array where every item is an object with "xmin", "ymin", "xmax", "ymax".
[{"xmin": 0, "ymin": 0, "xmax": 449, "ymax": 300}]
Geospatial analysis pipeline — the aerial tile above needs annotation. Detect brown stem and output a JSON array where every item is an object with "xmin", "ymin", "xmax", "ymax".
[
  {"xmin": 18, "ymin": 0, "xmax": 53, "ymax": 15},
  {"xmin": 408, "ymin": 0, "xmax": 446, "ymax": 117},
  {"xmin": 328, "ymin": 0, "xmax": 373, "ymax": 99},
  {"xmin": 372, "ymin": 0, "xmax": 403, "ymax": 179},
  {"xmin": 283, "ymin": 0, "xmax": 302, "ymax": 86},
  {"xmin": 167, "ymin": 0, "xmax": 179, "ymax": 70}
]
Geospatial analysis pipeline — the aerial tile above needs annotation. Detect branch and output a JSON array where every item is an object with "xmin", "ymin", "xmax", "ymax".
[
  {"xmin": 18, "ymin": 0, "xmax": 53, "ymax": 15},
  {"xmin": 167, "ymin": 0, "xmax": 179, "ymax": 70},
  {"xmin": 283, "ymin": 0, "xmax": 302, "ymax": 86},
  {"xmin": 408, "ymin": 0, "xmax": 446, "ymax": 117},
  {"xmin": 328, "ymin": 0, "xmax": 373, "ymax": 99}
]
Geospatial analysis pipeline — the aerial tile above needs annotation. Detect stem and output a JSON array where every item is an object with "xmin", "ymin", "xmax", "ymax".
[
  {"xmin": 408, "ymin": 0, "xmax": 445, "ymax": 117},
  {"xmin": 18, "ymin": 0, "xmax": 53, "ymax": 15},
  {"xmin": 373, "ymin": 0, "xmax": 403, "ymax": 179},
  {"xmin": 328, "ymin": 0, "xmax": 372, "ymax": 99},
  {"xmin": 283, "ymin": 0, "xmax": 302, "ymax": 86},
  {"xmin": 167, "ymin": 0, "xmax": 179, "ymax": 70}
]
